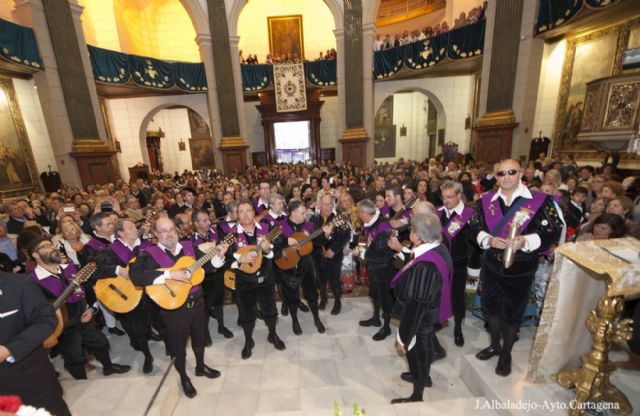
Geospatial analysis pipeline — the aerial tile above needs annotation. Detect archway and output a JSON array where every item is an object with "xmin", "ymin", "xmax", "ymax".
[
  {"xmin": 139, "ymin": 104, "xmax": 214, "ymax": 175},
  {"xmin": 373, "ymin": 89, "xmax": 446, "ymax": 162}
]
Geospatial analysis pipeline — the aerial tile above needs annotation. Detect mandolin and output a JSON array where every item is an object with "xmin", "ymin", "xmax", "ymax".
[
  {"xmin": 145, "ymin": 233, "xmax": 236, "ymax": 310},
  {"xmin": 275, "ymin": 216, "xmax": 348, "ymax": 270},
  {"xmin": 235, "ymin": 226, "xmax": 282, "ymax": 274},
  {"xmin": 43, "ymin": 262, "xmax": 97, "ymax": 348}
]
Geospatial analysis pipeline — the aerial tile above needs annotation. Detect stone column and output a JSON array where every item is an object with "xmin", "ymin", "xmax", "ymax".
[
  {"xmin": 334, "ymin": 28, "xmax": 346, "ymax": 162},
  {"xmin": 339, "ymin": 0, "xmax": 369, "ymax": 167},
  {"xmin": 362, "ymin": 22, "xmax": 376, "ymax": 165},
  {"xmin": 473, "ymin": 0, "xmax": 523, "ymax": 163},
  {"xmin": 206, "ymin": 0, "xmax": 248, "ymax": 173}
]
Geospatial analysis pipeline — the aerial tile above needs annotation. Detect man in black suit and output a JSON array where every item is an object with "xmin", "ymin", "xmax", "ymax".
[{"xmin": 0, "ymin": 272, "xmax": 71, "ymax": 415}]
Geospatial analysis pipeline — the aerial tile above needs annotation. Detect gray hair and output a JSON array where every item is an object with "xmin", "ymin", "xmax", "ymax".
[
  {"xmin": 268, "ymin": 193, "xmax": 285, "ymax": 207},
  {"xmin": 114, "ymin": 218, "xmax": 135, "ymax": 236},
  {"xmin": 441, "ymin": 180, "xmax": 463, "ymax": 195},
  {"xmin": 356, "ymin": 199, "xmax": 376, "ymax": 215},
  {"xmin": 412, "ymin": 201, "xmax": 436, "ymax": 215},
  {"xmin": 411, "ymin": 213, "xmax": 442, "ymax": 244},
  {"xmin": 226, "ymin": 199, "xmax": 238, "ymax": 213}
]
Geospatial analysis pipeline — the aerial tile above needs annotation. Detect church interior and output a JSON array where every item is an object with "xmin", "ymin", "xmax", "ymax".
[{"xmin": 1, "ymin": 0, "xmax": 640, "ymax": 415}]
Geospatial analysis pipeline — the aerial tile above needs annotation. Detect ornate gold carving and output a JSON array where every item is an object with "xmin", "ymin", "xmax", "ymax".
[
  {"xmin": 581, "ymin": 88, "xmax": 599, "ymax": 131},
  {"xmin": 71, "ymin": 139, "xmax": 113, "ymax": 154},
  {"xmin": 219, "ymin": 136, "xmax": 248, "ymax": 149},
  {"xmin": 340, "ymin": 127, "xmax": 369, "ymax": 141},
  {"xmin": 0, "ymin": 76, "xmax": 42, "ymax": 197},
  {"xmin": 475, "ymin": 110, "xmax": 516, "ymax": 127},
  {"xmin": 551, "ymin": 18, "xmax": 640, "ymax": 156},
  {"xmin": 603, "ymin": 82, "xmax": 640, "ymax": 129},
  {"xmin": 146, "ymin": 128, "xmax": 165, "ymax": 139}
]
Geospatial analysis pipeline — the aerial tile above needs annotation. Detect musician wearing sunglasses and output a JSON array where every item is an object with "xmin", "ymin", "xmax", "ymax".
[
  {"xmin": 469, "ymin": 159, "xmax": 562, "ymax": 377},
  {"xmin": 129, "ymin": 217, "xmax": 227, "ymax": 398}
]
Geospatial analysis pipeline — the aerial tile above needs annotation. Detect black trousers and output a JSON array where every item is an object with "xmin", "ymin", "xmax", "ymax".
[
  {"xmin": 368, "ymin": 264, "xmax": 394, "ymax": 318},
  {"xmin": 451, "ymin": 263, "xmax": 467, "ymax": 320},
  {"xmin": 158, "ymin": 293, "xmax": 206, "ymax": 378},
  {"xmin": 0, "ymin": 348, "xmax": 71, "ymax": 416},
  {"xmin": 281, "ymin": 269, "xmax": 319, "ymax": 307},
  {"xmin": 119, "ymin": 295, "xmax": 152, "ymax": 355},
  {"xmin": 316, "ymin": 256, "xmax": 342, "ymax": 301},
  {"xmin": 202, "ymin": 270, "xmax": 225, "ymax": 333},
  {"xmin": 236, "ymin": 282, "xmax": 278, "ymax": 325},
  {"xmin": 58, "ymin": 320, "xmax": 111, "ymax": 377},
  {"xmin": 407, "ymin": 319, "xmax": 435, "ymax": 399}
]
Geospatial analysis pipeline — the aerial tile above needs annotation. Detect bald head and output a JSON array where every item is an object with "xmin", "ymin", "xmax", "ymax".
[
  {"xmin": 412, "ymin": 201, "xmax": 436, "ymax": 215},
  {"xmin": 154, "ymin": 217, "xmax": 179, "ymax": 249}
]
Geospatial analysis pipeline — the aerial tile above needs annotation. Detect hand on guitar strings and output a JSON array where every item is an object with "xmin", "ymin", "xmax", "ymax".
[
  {"xmin": 169, "ymin": 270, "xmax": 191, "ymax": 282},
  {"xmin": 239, "ymin": 251, "xmax": 258, "ymax": 264},
  {"xmin": 259, "ymin": 239, "xmax": 271, "ymax": 253}
]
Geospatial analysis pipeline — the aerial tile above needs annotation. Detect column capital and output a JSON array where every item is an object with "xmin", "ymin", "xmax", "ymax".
[
  {"xmin": 195, "ymin": 33, "xmax": 212, "ymax": 47},
  {"xmin": 13, "ymin": 0, "xmax": 43, "ymax": 11},
  {"xmin": 362, "ymin": 23, "xmax": 376, "ymax": 34},
  {"xmin": 228, "ymin": 35, "xmax": 240, "ymax": 47},
  {"xmin": 333, "ymin": 29, "xmax": 345, "ymax": 38},
  {"xmin": 68, "ymin": 1, "xmax": 84, "ymax": 18}
]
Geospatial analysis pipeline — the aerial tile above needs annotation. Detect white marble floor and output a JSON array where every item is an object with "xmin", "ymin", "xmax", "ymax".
[{"xmin": 49, "ymin": 298, "xmax": 637, "ymax": 416}]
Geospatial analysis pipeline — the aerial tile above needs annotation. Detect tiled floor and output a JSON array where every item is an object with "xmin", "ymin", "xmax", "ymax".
[{"xmin": 50, "ymin": 297, "xmax": 637, "ymax": 416}]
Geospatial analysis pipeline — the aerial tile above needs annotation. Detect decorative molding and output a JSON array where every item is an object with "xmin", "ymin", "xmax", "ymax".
[
  {"xmin": 219, "ymin": 136, "xmax": 248, "ymax": 149},
  {"xmin": 340, "ymin": 127, "xmax": 369, "ymax": 141},
  {"xmin": 475, "ymin": 110, "xmax": 516, "ymax": 128}
]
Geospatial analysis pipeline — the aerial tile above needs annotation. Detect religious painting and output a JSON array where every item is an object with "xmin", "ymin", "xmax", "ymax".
[
  {"xmin": 374, "ymin": 125, "xmax": 396, "ymax": 158},
  {"xmin": 0, "ymin": 76, "xmax": 40, "ymax": 197},
  {"xmin": 268, "ymin": 15, "xmax": 305, "ymax": 61},
  {"xmin": 189, "ymin": 138, "xmax": 215, "ymax": 171},
  {"xmin": 375, "ymin": 95, "xmax": 394, "ymax": 126}
]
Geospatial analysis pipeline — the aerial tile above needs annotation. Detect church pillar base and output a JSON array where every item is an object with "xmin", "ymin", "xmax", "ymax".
[
  {"xmin": 339, "ymin": 128, "xmax": 369, "ymax": 167},
  {"xmin": 473, "ymin": 110, "xmax": 519, "ymax": 164},
  {"xmin": 219, "ymin": 136, "xmax": 249, "ymax": 175},
  {"xmin": 69, "ymin": 140, "xmax": 119, "ymax": 187}
]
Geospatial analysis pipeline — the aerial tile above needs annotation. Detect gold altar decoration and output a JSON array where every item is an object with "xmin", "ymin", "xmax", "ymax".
[{"xmin": 529, "ymin": 238, "xmax": 639, "ymax": 416}]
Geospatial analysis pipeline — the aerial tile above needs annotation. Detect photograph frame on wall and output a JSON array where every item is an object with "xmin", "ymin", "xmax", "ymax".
[
  {"xmin": 0, "ymin": 76, "xmax": 41, "ymax": 197},
  {"xmin": 373, "ymin": 124, "xmax": 396, "ymax": 158},
  {"xmin": 189, "ymin": 137, "xmax": 216, "ymax": 171},
  {"xmin": 268, "ymin": 14, "xmax": 305, "ymax": 61}
]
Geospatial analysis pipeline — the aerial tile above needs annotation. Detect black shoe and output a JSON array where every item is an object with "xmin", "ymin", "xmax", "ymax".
[
  {"xmin": 281, "ymin": 303, "xmax": 288, "ymax": 316},
  {"xmin": 318, "ymin": 299, "xmax": 327, "ymax": 311},
  {"xmin": 181, "ymin": 377, "xmax": 197, "ymax": 398},
  {"xmin": 359, "ymin": 317, "xmax": 381, "ymax": 327},
  {"xmin": 454, "ymin": 330, "xmax": 465, "ymax": 347},
  {"xmin": 391, "ymin": 396, "xmax": 422, "ymax": 404},
  {"xmin": 103, "ymin": 363, "xmax": 131, "ymax": 376},
  {"xmin": 372, "ymin": 327, "xmax": 391, "ymax": 341},
  {"xmin": 218, "ymin": 326, "xmax": 234, "ymax": 339},
  {"xmin": 143, "ymin": 357, "xmax": 153, "ymax": 374},
  {"xmin": 495, "ymin": 354, "xmax": 512, "ymax": 377},
  {"xmin": 433, "ymin": 341, "xmax": 447, "ymax": 361},
  {"xmin": 299, "ymin": 302, "xmax": 309, "ymax": 313},
  {"xmin": 330, "ymin": 301, "xmax": 341, "ymax": 315},
  {"xmin": 476, "ymin": 346, "xmax": 501, "ymax": 361},
  {"xmin": 314, "ymin": 319, "xmax": 326, "ymax": 334},
  {"xmin": 267, "ymin": 333, "xmax": 286, "ymax": 350},
  {"xmin": 292, "ymin": 320, "xmax": 302, "ymax": 335},
  {"xmin": 241, "ymin": 339, "xmax": 255, "ymax": 359},
  {"xmin": 195, "ymin": 365, "xmax": 221, "ymax": 379},
  {"xmin": 108, "ymin": 327, "xmax": 126, "ymax": 336}
]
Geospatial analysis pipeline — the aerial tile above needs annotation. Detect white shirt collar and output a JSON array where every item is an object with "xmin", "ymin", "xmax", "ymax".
[
  {"xmin": 412, "ymin": 241, "xmax": 440, "ymax": 257},
  {"xmin": 490, "ymin": 182, "xmax": 532, "ymax": 206},
  {"xmin": 237, "ymin": 221, "xmax": 263, "ymax": 234},
  {"xmin": 364, "ymin": 210, "xmax": 380, "ymax": 227},
  {"xmin": 158, "ymin": 241, "xmax": 183, "ymax": 255},
  {"xmin": 439, "ymin": 201, "xmax": 465, "ymax": 217},
  {"xmin": 118, "ymin": 238, "xmax": 140, "ymax": 251},
  {"xmin": 570, "ymin": 200, "xmax": 583, "ymax": 211},
  {"xmin": 258, "ymin": 198, "xmax": 269, "ymax": 208},
  {"xmin": 224, "ymin": 215, "xmax": 236, "ymax": 223},
  {"xmin": 93, "ymin": 231, "xmax": 114, "ymax": 243},
  {"xmin": 268, "ymin": 209, "xmax": 282, "ymax": 219},
  {"xmin": 34, "ymin": 263, "xmax": 69, "ymax": 280}
]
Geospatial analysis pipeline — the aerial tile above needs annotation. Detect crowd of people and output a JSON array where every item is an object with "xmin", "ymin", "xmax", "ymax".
[
  {"xmin": 1, "ymin": 152, "xmax": 640, "ymax": 412},
  {"xmin": 373, "ymin": 2, "xmax": 487, "ymax": 51},
  {"xmin": 239, "ymin": 49, "xmax": 338, "ymax": 65}
]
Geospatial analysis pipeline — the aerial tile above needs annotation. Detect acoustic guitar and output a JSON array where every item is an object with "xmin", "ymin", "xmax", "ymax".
[
  {"xmin": 95, "ymin": 210, "xmax": 159, "ymax": 313},
  {"xmin": 145, "ymin": 233, "xmax": 236, "ymax": 310},
  {"xmin": 43, "ymin": 262, "xmax": 97, "ymax": 348},
  {"xmin": 235, "ymin": 226, "xmax": 282, "ymax": 274},
  {"xmin": 223, "ymin": 269, "xmax": 236, "ymax": 290},
  {"xmin": 275, "ymin": 216, "xmax": 348, "ymax": 270}
]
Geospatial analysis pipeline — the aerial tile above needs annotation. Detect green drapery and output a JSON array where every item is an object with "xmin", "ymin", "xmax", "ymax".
[
  {"xmin": 374, "ymin": 20, "xmax": 485, "ymax": 79},
  {"xmin": 241, "ymin": 63, "xmax": 272, "ymax": 91},
  {"xmin": 0, "ymin": 17, "xmax": 42, "ymax": 70},
  {"xmin": 88, "ymin": 46, "xmax": 208, "ymax": 92},
  {"xmin": 305, "ymin": 60, "xmax": 336, "ymax": 86},
  {"xmin": 535, "ymin": 0, "xmax": 619, "ymax": 35}
]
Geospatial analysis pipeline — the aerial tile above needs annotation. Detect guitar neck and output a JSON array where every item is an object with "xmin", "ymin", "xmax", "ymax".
[{"xmin": 52, "ymin": 282, "xmax": 78, "ymax": 310}]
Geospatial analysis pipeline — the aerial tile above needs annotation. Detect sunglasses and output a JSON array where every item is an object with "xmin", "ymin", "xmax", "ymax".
[{"xmin": 497, "ymin": 169, "xmax": 518, "ymax": 177}]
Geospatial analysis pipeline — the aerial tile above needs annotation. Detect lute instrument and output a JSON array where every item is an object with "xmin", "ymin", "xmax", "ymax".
[
  {"xmin": 43, "ymin": 262, "xmax": 97, "ymax": 348},
  {"xmin": 145, "ymin": 233, "xmax": 236, "ymax": 310},
  {"xmin": 275, "ymin": 216, "xmax": 348, "ymax": 270},
  {"xmin": 235, "ymin": 225, "xmax": 282, "ymax": 274}
]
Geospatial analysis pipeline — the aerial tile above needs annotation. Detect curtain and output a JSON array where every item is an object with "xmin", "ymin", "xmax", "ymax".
[
  {"xmin": 128, "ymin": 54, "xmax": 174, "ymax": 89},
  {"xmin": 448, "ymin": 19, "xmax": 485, "ymax": 59},
  {"xmin": 241, "ymin": 64, "xmax": 273, "ymax": 91},
  {"xmin": 88, "ymin": 45, "xmax": 129, "ymax": 84},
  {"xmin": 173, "ymin": 62, "xmax": 208, "ymax": 92},
  {"xmin": 0, "ymin": 17, "xmax": 43, "ymax": 70},
  {"xmin": 305, "ymin": 59, "xmax": 337, "ymax": 86},
  {"xmin": 374, "ymin": 45, "xmax": 406, "ymax": 79}
]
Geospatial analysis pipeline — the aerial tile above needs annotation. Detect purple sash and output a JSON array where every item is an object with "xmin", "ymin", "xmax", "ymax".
[
  {"xmin": 192, "ymin": 228, "xmax": 218, "ymax": 245},
  {"xmin": 389, "ymin": 247, "xmax": 452, "ymax": 323},
  {"xmin": 218, "ymin": 220, "xmax": 236, "ymax": 235},
  {"xmin": 380, "ymin": 205, "xmax": 390, "ymax": 218},
  {"xmin": 438, "ymin": 206, "xmax": 474, "ymax": 251},
  {"xmin": 111, "ymin": 239, "xmax": 153, "ymax": 265},
  {"xmin": 234, "ymin": 223, "xmax": 269, "ymax": 249},
  {"xmin": 253, "ymin": 198, "xmax": 268, "ymax": 214},
  {"xmin": 30, "ymin": 264, "xmax": 84, "ymax": 303},
  {"xmin": 363, "ymin": 217, "xmax": 392, "ymax": 242},
  {"xmin": 145, "ymin": 241, "xmax": 199, "ymax": 294},
  {"xmin": 481, "ymin": 191, "xmax": 547, "ymax": 238},
  {"xmin": 277, "ymin": 219, "xmax": 314, "ymax": 238},
  {"xmin": 86, "ymin": 237, "xmax": 109, "ymax": 251}
]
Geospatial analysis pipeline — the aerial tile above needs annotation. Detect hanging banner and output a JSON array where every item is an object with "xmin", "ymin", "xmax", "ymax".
[{"xmin": 273, "ymin": 62, "xmax": 307, "ymax": 112}]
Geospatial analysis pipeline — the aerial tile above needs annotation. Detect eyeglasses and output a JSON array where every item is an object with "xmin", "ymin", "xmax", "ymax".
[{"xmin": 497, "ymin": 169, "xmax": 518, "ymax": 177}]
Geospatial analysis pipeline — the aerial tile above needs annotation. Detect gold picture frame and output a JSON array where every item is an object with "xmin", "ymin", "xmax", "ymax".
[
  {"xmin": 0, "ymin": 75, "xmax": 41, "ymax": 197},
  {"xmin": 268, "ymin": 15, "xmax": 305, "ymax": 60},
  {"xmin": 552, "ymin": 17, "xmax": 640, "ymax": 156}
]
